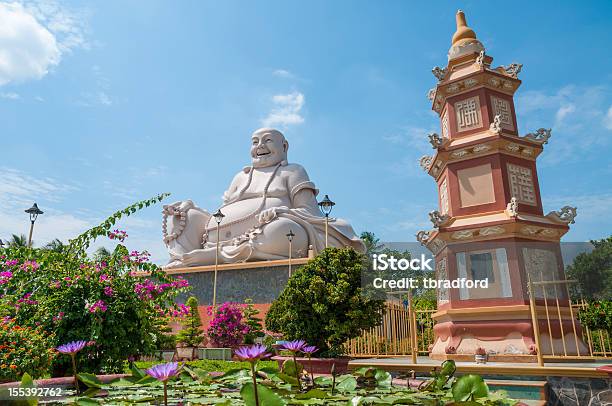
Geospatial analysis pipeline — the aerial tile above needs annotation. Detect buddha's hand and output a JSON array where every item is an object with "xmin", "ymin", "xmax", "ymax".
[
  {"xmin": 163, "ymin": 200, "xmax": 194, "ymax": 216},
  {"xmin": 257, "ymin": 207, "xmax": 278, "ymax": 224}
]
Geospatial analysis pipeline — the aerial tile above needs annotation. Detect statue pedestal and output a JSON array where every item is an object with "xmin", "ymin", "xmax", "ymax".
[{"xmin": 165, "ymin": 258, "xmax": 310, "ymax": 326}]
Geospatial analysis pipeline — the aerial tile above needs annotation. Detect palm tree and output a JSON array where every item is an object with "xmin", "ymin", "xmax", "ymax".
[
  {"xmin": 93, "ymin": 247, "xmax": 112, "ymax": 261},
  {"xmin": 44, "ymin": 238, "xmax": 65, "ymax": 252},
  {"xmin": 9, "ymin": 234, "xmax": 28, "ymax": 248}
]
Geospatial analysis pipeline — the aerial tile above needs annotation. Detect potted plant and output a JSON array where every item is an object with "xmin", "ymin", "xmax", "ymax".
[
  {"xmin": 474, "ymin": 347, "xmax": 487, "ymax": 364},
  {"xmin": 176, "ymin": 296, "xmax": 205, "ymax": 360},
  {"xmin": 242, "ymin": 298, "xmax": 265, "ymax": 345},
  {"xmin": 157, "ymin": 333, "xmax": 177, "ymax": 361},
  {"xmin": 203, "ymin": 302, "xmax": 249, "ymax": 360}
]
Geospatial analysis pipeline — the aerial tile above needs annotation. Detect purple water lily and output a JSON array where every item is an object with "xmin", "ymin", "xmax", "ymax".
[
  {"xmin": 281, "ymin": 339, "xmax": 306, "ymax": 353},
  {"xmin": 302, "ymin": 345, "xmax": 318, "ymax": 355},
  {"xmin": 146, "ymin": 362, "xmax": 180, "ymax": 382},
  {"xmin": 146, "ymin": 362, "xmax": 181, "ymax": 406},
  {"xmin": 234, "ymin": 344, "xmax": 271, "ymax": 363},
  {"xmin": 56, "ymin": 340, "xmax": 87, "ymax": 354},
  {"xmin": 56, "ymin": 340, "xmax": 88, "ymax": 393}
]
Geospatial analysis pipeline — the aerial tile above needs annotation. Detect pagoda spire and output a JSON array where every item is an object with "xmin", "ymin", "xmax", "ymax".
[{"xmin": 447, "ymin": 10, "xmax": 484, "ymax": 62}]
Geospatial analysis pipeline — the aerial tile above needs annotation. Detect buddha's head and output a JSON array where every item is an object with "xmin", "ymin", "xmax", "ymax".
[{"xmin": 251, "ymin": 128, "xmax": 288, "ymax": 168}]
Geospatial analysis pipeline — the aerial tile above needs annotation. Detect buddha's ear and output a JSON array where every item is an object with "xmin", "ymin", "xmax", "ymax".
[{"xmin": 283, "ymin": 140, "xmax": 289, "ymax": 152}]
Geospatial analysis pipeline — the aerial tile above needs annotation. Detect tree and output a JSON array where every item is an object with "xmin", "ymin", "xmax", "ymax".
[
  {"xmin": 9, "ymin": 234, "xmax": 28, "ymax": 247},
  {"xmin": 360, "ymin": 231, "xmax": 384, "ymax": 258},
  {"xmin": 265, "ymin": 247, "xmax": 386, "ymax": 357},
  {"xmin": 177, "ymin": 296, "xmax": 205, "ymax": 347},
  {"xmin": 93, "ymin": 247, "xmax": 112, "ymax": 262},
  {"xmin": 566, "ymin": 237, "xmax": 612, "ymax": 300},
  {"xmin": 243, "ymin": 298, "xmax": 264, "ymax": 344},
  {"xmin": 44, "ymin": 238, "xmax": 65, "ymax": 252}
]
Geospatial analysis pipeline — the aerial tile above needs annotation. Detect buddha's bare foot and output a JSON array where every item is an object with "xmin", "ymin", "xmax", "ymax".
[{"xmin": 163, "ymin": 259, "xmax": 185, "ymax": 270}]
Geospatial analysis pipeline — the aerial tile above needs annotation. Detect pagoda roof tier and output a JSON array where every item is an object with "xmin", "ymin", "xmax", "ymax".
[{"xmin": 421, "ymin": 130, "xmax": 553, "ymax": 180}]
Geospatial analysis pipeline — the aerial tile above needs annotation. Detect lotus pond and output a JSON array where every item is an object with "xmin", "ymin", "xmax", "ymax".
[{"xmin": 10, "ymin": 359, "xmax": 518, "ymax": 405}]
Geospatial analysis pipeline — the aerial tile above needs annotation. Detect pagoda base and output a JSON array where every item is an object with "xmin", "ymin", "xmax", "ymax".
[{"xmin": 430, "ymin": 305, "xmax": 589, "ymax": 359}]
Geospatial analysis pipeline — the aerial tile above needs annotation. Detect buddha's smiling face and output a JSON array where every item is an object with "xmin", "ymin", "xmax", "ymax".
[{"xmin": 250, "ymin": 128, "xmax": 288, "ymax": 168}]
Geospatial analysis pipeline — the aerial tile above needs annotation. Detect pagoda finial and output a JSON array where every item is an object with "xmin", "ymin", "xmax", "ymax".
[
  {"xmin": 452, "ymin": 10, "xmax": 477, "ymax": 46},
  {"xmin": 448, "ymin": 10, "xmax": 484, "ymax": 61}
]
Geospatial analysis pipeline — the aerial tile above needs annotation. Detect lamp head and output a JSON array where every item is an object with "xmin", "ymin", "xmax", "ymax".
[
  {"xmin": 286, "ymin": 229, "xmax": 295, "ymax": 242},
  {"xmin": 318, "ymin": 194, "xmax": 335, "ymax": 216},
  {"xmin": 213, "ymin": 209, "xmax": 225, "ymax": 224},
  {"xmin": 25, "ymin": 203, "xmax": 44, "ymax": 222}
]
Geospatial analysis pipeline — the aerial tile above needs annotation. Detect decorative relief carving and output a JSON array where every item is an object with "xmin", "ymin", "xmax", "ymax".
[
  {"xmin": 441, "ymin": 112, "xmax": 450, "ymax": 139},
  {"xmin": 505, "ymin": 143, "xmax": 520, "ymax": 152},
  {"xmin": 437, "ymin": 257, "xmax": 449, "ymax": 302},
  {"xmin": 464, "ymin": 78, "xmax": 478, "ymax": 88},
  {"xmin": 489, "ymin": 114, "xmax": 502, "ymax": 135},
  {"xmin": 447, "ymin": 83, "xmax": 460, "ymax": 93},
  {"xmin": 455, "ymin": 96, "xmax": 482, "ymax": 131},
  {"xmin": 419, "ymin": 155, "xmax": 433, "ymax": 171},
  {"xmin": 416, "ymin": 230, "xmax": 431, "ymax": 245},
  {"xmin": 427, "ymin": 88, "xmax": 436, "ymax": 101},
  {"xmin": 522, "ymin": 128, "xmax": 552, "ymax": 145},
  {"xmin": 546, "ymin": 206, "xmax": 578, "ymax": 224},
  {"xmin": 491, "ymin": 96, "xmax": 514, "ymax": 130},
  {"xmin": 521, "ymin": 226, "xmax": 540, "ymax": 236},
  {"xmin": 428, "ymin": 132, "xmax": 443, "ymax": 149},
  {"xmin": 451, "ymin": 149, "xmax": 469, "ymax": 159},
  {"xmin": 451, "ymin": 230, "xmax": 474, "ymax": 240},
  {"xmin": 472, "ymin": 144, "xmax": 491, "ymax": 153},
  {"xmin": 439, "ymin": 178, "xmax": 449, "ymax": 215},
  {"xmin": 506, "ymin": 197, "xmax": 519, "ymax": 218},
  {"xmin": 429, "ymin": 210, "xmax": 450, "ymax": 228},
  {"xmin": 428, "ymin": 238, "xmax": 445, "ymax": 255},
  {"xmin": 479, "ymin": 226, "xmax": 505, "ymax": 236},
  {"xmin": 521, "ymin": 147, "xmax": 533, "ymax": 156},
  {"xmin": 507, "ymin": 164, "xmax": 536, "ymax": 205},
  {"xmin": 432, "ymin": 66, "xmax": 447, "ymax": 81}
]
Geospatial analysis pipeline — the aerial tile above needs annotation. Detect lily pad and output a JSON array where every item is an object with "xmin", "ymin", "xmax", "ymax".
[
  {"xmin": 241, "ymin": 382, "xmax": 286, "ymax": 406},
  {"xmin": 451, "ymin": 374, "xmax": 489, "ymax": 402}
]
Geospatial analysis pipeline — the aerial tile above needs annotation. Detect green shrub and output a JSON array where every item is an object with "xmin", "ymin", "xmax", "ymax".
[
  {"xmin": 0, "ymin": 319, "xmax": 56, "ymax": 382},
  {"xmin": 0, "ymin": 194, "xmax": 191, "ymax": 375},
  {"xmin": 177, "ymin": 296, "xmax": 205, "ymax": 347},
  {"xmin": 265, "ymin": 247, "xmax": 386, "ymax": 357},
  {"xmin": 243, "ymin": 299, "xmax": 264, "ymax": 344}
]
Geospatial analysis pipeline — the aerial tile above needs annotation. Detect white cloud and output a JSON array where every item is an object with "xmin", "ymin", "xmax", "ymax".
[
  {"xmin": 554, "ymin": 103, "xmax": 575, "ymax": 126},
  {"xmin": 261, "ymin": 91, "xmax": 305, "ymax": 127},
  {"xmin": 0, "ymin": 92, "xmax": 20, "ymax": 99},
  {"xmin": 0, "ymin": 2, "xmax": 60, "ymax": 86},
  {"xmin": 272, "ymin": 69, "xmax": 295, "ymax": 79},
  {"xmin": 604, "ymin": 106, "xmax": 612, "ymax": 130},
  {"xmin": 0, "ymin": 1, "xmax": 88, "ymax": 86}
]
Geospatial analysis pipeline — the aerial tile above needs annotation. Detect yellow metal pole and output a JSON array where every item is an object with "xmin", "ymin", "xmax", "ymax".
[
  {"xmin": 212, "ymin": 224, "xmax": 220, "ymax": 309},
  {"xmin": 528, "ymin": 275, "xmax": 544, "ymax": 366},
  {"xmin": 408, "ymin": 291, "xmax": 418, "ymax": 364},
  {"xmin": 324, "ymin": 214, "xmax": 329, "ymax": 248},
  {"xmin": 288, "ymin": 239, "xmax": 293, "ymax": 278}
]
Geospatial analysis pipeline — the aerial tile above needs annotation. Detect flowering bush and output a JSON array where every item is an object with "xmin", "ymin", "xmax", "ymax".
[
  {"xmin": 0, "ymin": 318, "xmax": 56, "ymax": 382},
  {"xmin": 0, "ymin": 194, "xmax": 191, "ymax": 375},
  {"xmin": 207, "ymin": 302, "xmax": 249, "ymax": 348},
  {"xmin": 176, "ymin": 296, "xmax": 205, "ymax": 347}
]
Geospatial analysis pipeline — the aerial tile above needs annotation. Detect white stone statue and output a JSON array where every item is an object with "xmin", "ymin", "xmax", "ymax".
[{"xmin": 162, "ymin": 128, "xmax": 365, "ymax": 268}]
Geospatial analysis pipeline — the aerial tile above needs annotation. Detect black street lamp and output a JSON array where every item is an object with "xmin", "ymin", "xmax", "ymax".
[
  {"xmin": 286, "ymin": 229, "xmax": 295, "ymax": 277},
  {"xmin": 212, "ymin": 209, "xmax": 225, "ymax": 308},
  {"xmin": 25, "ymin": 203, "xmax": 44, "ymax": 248},
  {"xmin": 317, "ymin": 195, "xmax": 335, "ymax": 247}
]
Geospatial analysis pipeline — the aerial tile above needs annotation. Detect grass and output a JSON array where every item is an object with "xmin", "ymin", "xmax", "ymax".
[{"xmin": 128, "ymin": 359, "xmax": 279, "ymax": 374}]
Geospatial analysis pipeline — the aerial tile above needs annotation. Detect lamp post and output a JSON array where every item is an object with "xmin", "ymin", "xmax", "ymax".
[
  {"xmin": 286, "ymin": 229, "xmax": 295, "ymax": 278},
  {"xmin": 317, "ymin": 194, "xmax": 335, "ymax": 248},
  {"xmin": 25, "ymin": 203, "xmax": 44, "ymax": 248},
  {"xmin": 212, "ymin": 209, "xmax": 225, "ymax": 309}
]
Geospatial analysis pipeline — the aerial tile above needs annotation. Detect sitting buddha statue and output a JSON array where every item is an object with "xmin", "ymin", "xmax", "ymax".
[{"xmin": 162, "ymin": 128, "xmax": 364, "ymax": 268}]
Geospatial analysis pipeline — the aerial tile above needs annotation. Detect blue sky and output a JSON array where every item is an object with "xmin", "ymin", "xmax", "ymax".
[{"xmin": 1, "ymin": 0, "xmax": 611, "ymax": 263}]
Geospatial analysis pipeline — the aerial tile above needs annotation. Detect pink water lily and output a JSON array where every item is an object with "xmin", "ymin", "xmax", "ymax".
[
  {"xmin": 57, "ymin": 340, "xmax": 87, "ymax": 354},
  {"xmin": 234, "ymin": 344, "xmax": 271, "ymax": 363},
  {"xmin": 145, "ymin": 362, "xmax": 180, "ymax": 382}
]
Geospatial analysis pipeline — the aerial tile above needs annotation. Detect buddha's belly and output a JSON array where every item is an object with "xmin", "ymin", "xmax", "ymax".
[{"xmin": 205, "ymin": 197, "xmax": 291, "ymax": 241}]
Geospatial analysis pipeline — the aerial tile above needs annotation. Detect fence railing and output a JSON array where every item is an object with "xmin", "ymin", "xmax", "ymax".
[
  {"xmin": 347, "ymin": 287, "xmax": 610, "ymax": 364},
  {"xmin": 344, "ymin": 298, "xmax": 436, "ymax": 360}
]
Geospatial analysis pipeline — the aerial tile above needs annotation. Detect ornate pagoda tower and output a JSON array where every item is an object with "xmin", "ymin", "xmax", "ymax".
[{"xmin": 416, "ymin": 10, "xmax": 586, "ymax": 360}]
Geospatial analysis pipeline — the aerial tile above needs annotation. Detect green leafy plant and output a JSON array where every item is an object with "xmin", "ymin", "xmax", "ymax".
[
  {"xmin": 176, "ymin": 296, "xmax": 205, "ymax": 347},
  {"xmin": 265, "ymin": 247, "xmax": 386, "ymax": 357},
  {"xmin": 0, "ymin": 194, "xmax": 191, "ymax": 375},
  {"xmin": 242, "ymin": 299, "xmax": 265, "ymax": 345}
]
